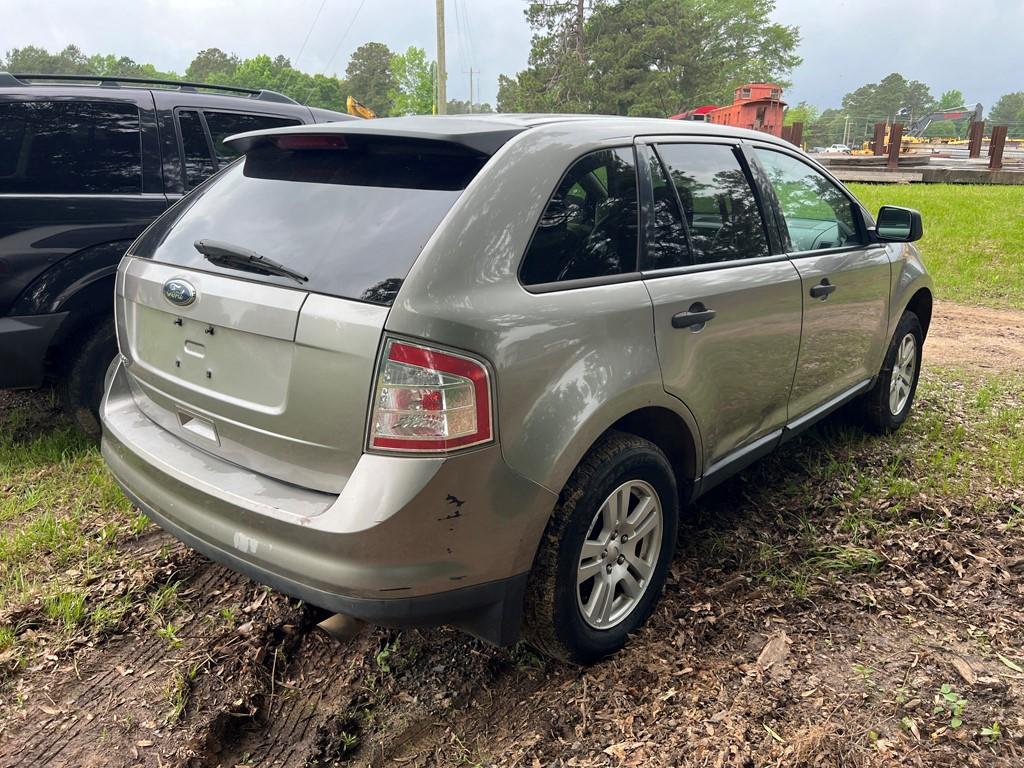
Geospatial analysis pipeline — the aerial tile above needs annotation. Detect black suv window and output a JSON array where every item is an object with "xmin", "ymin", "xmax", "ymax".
[
  {"xmin": 177, "ymin": 109, "xmax": 215, "ymax": 190},
  {"xmin": 754, "ymin": 148, "xmax": 864, "ymax": 252},
  {"xmin": 204, "ymin": 111, "xmax": 301, "ymax": 166},
  {"xmin": 520, "ymin": 148, "xmax": 638, "ymax": 286},
  {"xmin": 656, "ymin": 143, "xmax": 769, "ymax": 265},
  {"xmin": 178, "ymin": 109, "xmax": 302, "ymax": 190},
  {"xmin": 0, "ymin": 100, "xmax": 141, "ymax": 194}
]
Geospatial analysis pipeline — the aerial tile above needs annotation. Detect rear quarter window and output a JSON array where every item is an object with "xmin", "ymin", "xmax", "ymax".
[
  {"xmin": 520, "ymin": 147, "xmax": 639, "ymax": 286},
  {"xmin": 0, "ymin": 100, "xmax": 142, "ymax": 194}
]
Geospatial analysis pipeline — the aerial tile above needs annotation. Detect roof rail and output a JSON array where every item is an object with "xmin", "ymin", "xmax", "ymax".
[{"xmin": 2, "ymin": 72, "xmax": 299, "ymax": 104}]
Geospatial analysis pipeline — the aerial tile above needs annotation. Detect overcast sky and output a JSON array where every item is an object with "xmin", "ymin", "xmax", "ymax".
[{"xmin": 1, "ymin": 0, "xmax": 1019, "ymax": 112}]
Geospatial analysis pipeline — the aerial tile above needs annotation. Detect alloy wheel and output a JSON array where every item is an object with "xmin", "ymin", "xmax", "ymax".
[
  {"xmin": 575, "ymin": 479, "xmax": 664, "ymax": 630},
  {"xmin": 889, "ymin": 332, "xmax": 917, "ymax": 415}
]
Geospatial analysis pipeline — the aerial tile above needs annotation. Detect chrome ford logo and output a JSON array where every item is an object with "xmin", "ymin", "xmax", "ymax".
[{"xmin": 163, "ymin": 279, "xmax": 196, "ymax": 307}]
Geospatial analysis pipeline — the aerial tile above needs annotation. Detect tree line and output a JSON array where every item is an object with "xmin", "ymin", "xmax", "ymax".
[
  {"xmin": 4, "ymin": 1, "xmax": 1022, "ymax": 138},
  {"xmin": 786, "ymin": 72, "xmax": 1024, "ymax": 148},
  {"xmin": 0, "ymin": 43, "xmax": 492, "ymax": 116}
]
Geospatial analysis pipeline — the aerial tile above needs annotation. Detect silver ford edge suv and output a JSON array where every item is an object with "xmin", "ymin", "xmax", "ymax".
[{"xmin": 101, "ymin": 115, "xmax": 932, "ymax": 663}]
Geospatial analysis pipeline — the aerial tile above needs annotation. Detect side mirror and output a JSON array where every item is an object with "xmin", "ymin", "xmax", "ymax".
[{"xmin": 875, "ymin": 205, "xmax": 923, "ymax": 242}]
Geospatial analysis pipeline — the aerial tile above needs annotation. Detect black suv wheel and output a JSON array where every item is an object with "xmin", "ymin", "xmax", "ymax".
[{"xmin": 62, "ymin": 318, "xmax": 118, "ymax": 438}]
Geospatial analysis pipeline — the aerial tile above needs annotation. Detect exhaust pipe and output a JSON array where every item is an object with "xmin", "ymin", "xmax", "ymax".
[{"xmin": 316, "ymin": 612, "xmax": 367, "ymax": 643}]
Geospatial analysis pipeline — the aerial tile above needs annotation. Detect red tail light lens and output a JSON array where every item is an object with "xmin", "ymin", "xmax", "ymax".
[{"xmin": 369, "ymin": 340, "xmax": 493, "ymax": 452}]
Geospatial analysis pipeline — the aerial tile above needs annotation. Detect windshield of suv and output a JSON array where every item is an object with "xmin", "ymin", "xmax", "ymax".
[{"xmin": 131, "ymin": 136, "xmax": 487, "ymax": 305}]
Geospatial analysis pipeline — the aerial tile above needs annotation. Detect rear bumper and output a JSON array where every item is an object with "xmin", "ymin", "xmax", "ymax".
[
  {"xmin": 100, "ymin": 361, "xmax": 557, "ymax": 644},
  {"xmin": 0, "ymin": 312, "xmax": 69, "ymax": 389}
]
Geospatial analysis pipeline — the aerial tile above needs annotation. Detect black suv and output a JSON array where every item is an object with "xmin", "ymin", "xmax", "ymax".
[{"xmin": 0, "ymin": 73, "xmax": 353, "ymax": 432}]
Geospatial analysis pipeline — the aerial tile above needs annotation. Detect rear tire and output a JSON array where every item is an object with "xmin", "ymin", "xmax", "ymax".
[
  {"xmin": 858, "ymin": 310, "xmax": 923, "ymax": 434},
  {"xmin": 522, "ymin": 431, "xmax": 678, "ymax": 664},
  {"xmin": 62, "ymin": 318, "xmax": 118, "ymax": 438}
]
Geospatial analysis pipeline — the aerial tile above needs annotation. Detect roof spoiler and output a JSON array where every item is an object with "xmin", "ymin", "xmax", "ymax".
[{"xmin": 225, "ymin": 118, "xmax": 526, "ymax": 157}]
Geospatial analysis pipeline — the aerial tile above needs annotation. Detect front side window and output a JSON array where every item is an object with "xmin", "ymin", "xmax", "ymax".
[
  {"xmin": 755, "ymin": 148, "xmax": 863, "ymax": 253},
  {"xmin": 656, "ymin": 143, "xmax": 769, "ymax": 265},
  {"xmin": 0, "ymin": 100, "xmax": 141, "ymax": 194},
  {"xmin": 204, "ymin": 111, "xmax": 301, "ymax": 167},
  {"xmin": 520, "ymin": 148, "xmax": 638, "ymax": 286}
]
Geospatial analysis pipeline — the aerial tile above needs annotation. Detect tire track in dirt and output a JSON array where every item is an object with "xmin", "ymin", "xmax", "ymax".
[{"xmin": 0, "ymin": 554, "xmax": 305, "ymax": 768}]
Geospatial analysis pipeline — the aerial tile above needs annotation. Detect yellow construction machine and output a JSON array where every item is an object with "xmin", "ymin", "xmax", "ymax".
[{"xmin": 346, "ymin": 96, "xmax": 376, "ymax": 119}]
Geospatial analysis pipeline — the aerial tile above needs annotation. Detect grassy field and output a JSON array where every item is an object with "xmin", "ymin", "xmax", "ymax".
[{"xmin": 848, "ymin": 183, "xmax": 1024, "ymax": 309}]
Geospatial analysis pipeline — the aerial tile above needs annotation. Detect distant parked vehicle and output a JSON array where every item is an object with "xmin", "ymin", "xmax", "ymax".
[
  {"xmin": 826, "ymin": 143, "xmax": 852, "ymax": 153},
  {"xmin": 0, "ymin": 73, "xmax": 353, "ymax": 434},
  {"xmin": 102, "ymin": 114, "xmax": 933, "ymax": 664}
]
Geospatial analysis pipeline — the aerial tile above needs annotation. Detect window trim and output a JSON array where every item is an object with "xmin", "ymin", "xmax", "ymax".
[
  {"xmin": 517, "ymin": 145, "xmax": 642, "ymax": 294},
  {"xmin": 173, "ymin": 107, "xmax": 216, "ymax": 191},
  {"xmin": 745, "ymin": 143, "xmax": 872, "ymax": 258},
  {"xmin": 636, "ymin": 143, "xmax": 696, "ymax": 273},
  {"xmin": 644, "ymin": 138, "xmax": 778, "ymax": 272},
  {"xmin": 640, "ymin": 252, "xmax": 793, "ymax": 281}
]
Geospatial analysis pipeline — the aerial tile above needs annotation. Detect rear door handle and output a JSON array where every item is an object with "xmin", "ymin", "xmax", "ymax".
[
  {"xmin": 672, "ymin": 304, "xmax": 716, "ymax": 329},
  {"xmin": 809, "ymin": 279, "xmax": 837, "ymax": 300}
]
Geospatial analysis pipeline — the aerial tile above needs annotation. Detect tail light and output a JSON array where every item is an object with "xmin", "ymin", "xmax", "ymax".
[{"xmin": 369, "ymin": 339, "xmax": 493, "ymax": 452}]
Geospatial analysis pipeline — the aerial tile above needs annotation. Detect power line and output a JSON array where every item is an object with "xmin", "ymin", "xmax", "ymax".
[
  {"xmin": 283, "ymin": 0, "xmax": 330, "ymax": 92},
  {"xmin": 318, "ymin": 0, "xmax": 369, "ymax": 78},
  {"xmin": 459, "ymin": 0, "xmax": 478, "ymax": 90}
]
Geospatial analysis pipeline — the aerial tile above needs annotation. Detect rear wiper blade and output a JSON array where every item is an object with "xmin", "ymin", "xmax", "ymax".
[{"xmin": 194, "ymin": 239, "xmax": 308, "ymax": 283}]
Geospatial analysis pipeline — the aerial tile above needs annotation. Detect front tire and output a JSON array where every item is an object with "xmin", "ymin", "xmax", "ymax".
[
  {"xmin": 62, "ymin": 318, "xmax": 118, "ymax": 438},
  {"xmin": 858, "ymin": 310, "xmax": 923, "ymax": 434},
  {"xmin": 523, "ymin": 431, "xmax": 679, "ymax": 664}
]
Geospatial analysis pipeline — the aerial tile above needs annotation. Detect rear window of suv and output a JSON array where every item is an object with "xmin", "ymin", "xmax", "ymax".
[
  {"xmin": 131, "ymin": 135, "xmax": 487, "ymax": 305},
  {"xmin": 0, "ymin": 100, "xmax": 142, "ymax": 194}
]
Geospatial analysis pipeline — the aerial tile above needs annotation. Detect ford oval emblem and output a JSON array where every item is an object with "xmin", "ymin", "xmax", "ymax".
[{"xmin": 163, "ymin": 279, "xmax": 196, "ymax": 307}]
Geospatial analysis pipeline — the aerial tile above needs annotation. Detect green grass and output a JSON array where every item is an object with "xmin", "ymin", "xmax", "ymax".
[
  {"xmin": 0, "ymin": 397, "xmax": 146, "ymax": 668},
  {"xmin": 848, "ymin": 183, "xmax": 1024, "ymax": 309},
  {"xmin": 739, "ymin": 368, "xmax": 1024, "ymax": 597}
]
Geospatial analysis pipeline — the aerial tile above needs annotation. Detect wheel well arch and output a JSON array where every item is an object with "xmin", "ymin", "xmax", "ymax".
[
  {"xmin": 45, "ymin": 273, "xmax": 117, "ymax": 376},
  {"xmin": 905, "ymin": 287, "xmax": 932, "ymax": 339},
  {"xmin": 608, "ymin": 406, "xmax": 698, "ymax": 501}
]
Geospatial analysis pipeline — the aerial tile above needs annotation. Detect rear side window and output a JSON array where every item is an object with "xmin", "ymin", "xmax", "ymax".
[
  {"xmin": 0, "ymin": 100, "xmax": 141, "ymax": 194},
  {"xmin": 177, "ymin": 110, "xmax": 215, "ymax": 190},
  {"xmin": 177, "ymin": 110, "xmax": 302, "ymax": 190},
  {"xmin": 645, "ymin": 152, "xmax": 690, "ymax": 271},
  {"xmin": 132, "ymin": 135, "xmax": 487, "ymax": 306},
  {"xmin": 520, "ymin": 148, "xmax": 638, "ymax": 286},
  {"xmin": 754, "ymin": 148, "xmax": 864, "ymax": 252},
  {"xmin": 656, "ymin": 143, "xmax": 769, "ymax": 265},
  {"xmin": 204, "ymin": 111, "xmax": 301, "ymax": 166}
]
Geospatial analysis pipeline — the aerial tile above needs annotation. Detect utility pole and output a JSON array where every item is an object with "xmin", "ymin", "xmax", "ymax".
[
  {"xmin": 464, "ymin": 68, "xmax": 478, "ymax": 112},
  {"xmin": 435, "ymin": 0, "xmax": 447, "ymax": 114}
]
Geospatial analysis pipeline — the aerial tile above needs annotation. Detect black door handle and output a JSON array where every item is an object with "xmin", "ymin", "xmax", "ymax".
[
  {"xmin": 672, "ymin": 305, "xmax": 716, "ymax": 329},
  {"xmin": 809, "ymin": 279, "xmax": 837, "ymax": 300}
]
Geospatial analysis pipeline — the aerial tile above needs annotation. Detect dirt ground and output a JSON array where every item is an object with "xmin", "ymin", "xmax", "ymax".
[
  {"xmin": 1, "ymin": 301, "xmax": 1023, "ymax": 767},
  {"xmin": 924, "ymin": 301, "xmax": 1024, "ymax": 372}
]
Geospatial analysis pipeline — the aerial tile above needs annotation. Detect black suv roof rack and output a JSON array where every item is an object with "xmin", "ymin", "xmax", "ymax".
[{"xmin": 0, "ymin": 72, "xmax": 299, "ymax": 104}]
